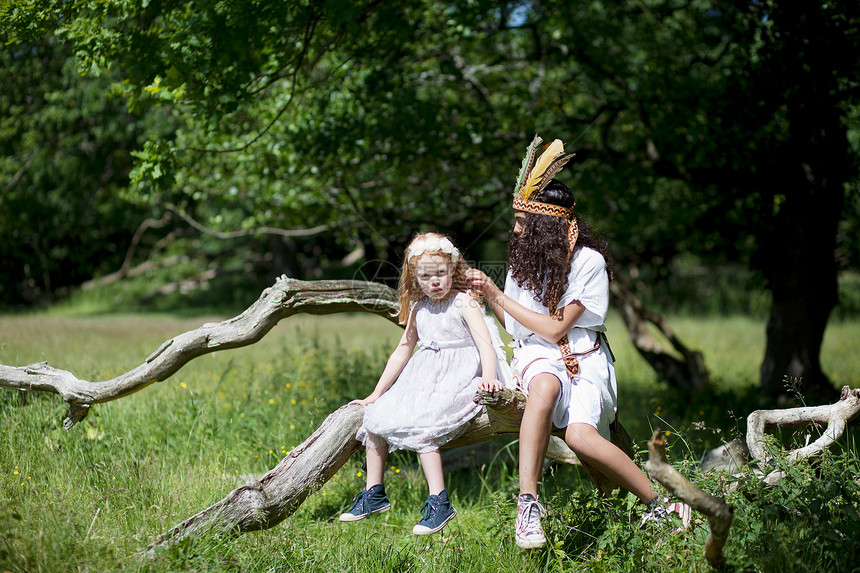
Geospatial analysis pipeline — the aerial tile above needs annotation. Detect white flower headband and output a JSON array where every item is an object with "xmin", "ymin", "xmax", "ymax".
[{"xmin": 406, "ymin": 236, "xmax": 460, "ymax": 263}]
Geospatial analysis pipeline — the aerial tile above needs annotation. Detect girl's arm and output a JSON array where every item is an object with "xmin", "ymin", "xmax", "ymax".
[
  {"xmin": 349, "ymin": 306, "xmax": 419, "ymax": 406},
  {"xmin": 459, "ymin": 295, "xmax": 502, "ymax": 392},
  {"xmin": 466, "ymin": 269, "xmax": 585, "ymax": 344}
]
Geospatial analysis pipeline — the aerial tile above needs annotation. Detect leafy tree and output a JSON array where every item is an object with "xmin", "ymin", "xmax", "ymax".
[{"xmin": 3, "ymin": 0, "xmax": 859, "ymax": 398}]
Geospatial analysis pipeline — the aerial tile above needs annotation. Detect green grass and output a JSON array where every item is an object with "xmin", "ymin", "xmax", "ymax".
[{"xmin": 1, "ymin": 311, "xmax": 859, "ymax": 572}]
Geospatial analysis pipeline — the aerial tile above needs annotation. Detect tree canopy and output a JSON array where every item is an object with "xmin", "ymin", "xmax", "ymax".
[{"xmin": 2, "ymin": 0, "xmax": 859, "ymax": 397}]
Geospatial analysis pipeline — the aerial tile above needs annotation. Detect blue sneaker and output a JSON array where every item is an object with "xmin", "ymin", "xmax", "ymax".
[
  {"xmin": 412, "ymin": 489, "xmax": 457, "ymax": 535},
  {"xmin": 339, "ymin": 483, "xmax": 391, "ymax": 522}
]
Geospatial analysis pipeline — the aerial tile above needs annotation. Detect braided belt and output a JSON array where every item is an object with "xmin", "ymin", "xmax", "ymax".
[{"xmin": 556, "ymin": 333, "xmax": 598, "ymax": 378}]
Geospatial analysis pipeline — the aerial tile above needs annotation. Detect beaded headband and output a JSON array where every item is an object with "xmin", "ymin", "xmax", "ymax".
[{"xmin": 512, "ymin": 197, "xmax": 573, "ymax": 219}]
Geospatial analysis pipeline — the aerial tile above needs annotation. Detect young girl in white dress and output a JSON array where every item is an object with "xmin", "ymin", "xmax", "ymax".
[{"xmin": 339, "ymin": 232, "xmax": 510, "ymax": 535}]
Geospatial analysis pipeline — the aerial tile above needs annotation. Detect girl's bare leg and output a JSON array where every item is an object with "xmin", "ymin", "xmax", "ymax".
[
  {"xmin": 365, "ymin": 433, "xmax": 388, "ymax": 489},
  {"xmin": 417, "ymin": 450, "xmax": 445, "ymax": 495},
  {"xmin": 564, "ymin": 423, "xmax": 656, "ymax": 503},
  {"xmin": 519, "ymin": 374, "xmax": 561, "ymax": 496}
]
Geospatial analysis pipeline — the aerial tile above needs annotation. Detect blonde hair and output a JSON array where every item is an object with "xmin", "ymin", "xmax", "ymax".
[{"xmin": 396, "ymin": 232, "xmax": 470, "ymax": 324}]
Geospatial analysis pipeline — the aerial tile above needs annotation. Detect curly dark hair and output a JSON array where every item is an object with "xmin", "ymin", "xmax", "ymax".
[{"xmin": 508, "ymin": 179, "xmax": 615, "ymax": 311}]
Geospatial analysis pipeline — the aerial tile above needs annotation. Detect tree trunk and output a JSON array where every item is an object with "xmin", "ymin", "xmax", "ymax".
[
  {"xmin": 610, "ymin": 273, "xmax": 709, "ymax": 394},
  {"xmin": 759, "ymin": 101, "xmax": 846, "ymax": 401}
]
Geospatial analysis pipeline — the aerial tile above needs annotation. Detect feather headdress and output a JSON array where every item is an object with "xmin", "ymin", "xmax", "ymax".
[{"xmin": 513, "ymin": 135, "xmax": 575, "ymax": 204}]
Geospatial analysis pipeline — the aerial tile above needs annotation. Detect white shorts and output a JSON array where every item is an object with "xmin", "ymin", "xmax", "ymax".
[{"xmin": 511, "ymin": 342, "xmax": 611, "ymax": 439}]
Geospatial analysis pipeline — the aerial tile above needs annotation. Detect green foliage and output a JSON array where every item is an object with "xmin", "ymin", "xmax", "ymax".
[
  {"xmin": 2, "ymin": 0, "xmax": 859, "ymax": 402},
  {"xmin": 0, "ymin": 35, "xmax": 169, "ymax": 307},
  {"xmin": 4, "ymin": 0, "xmax": 860, "ymax": 272},
  {"xmin": 7, "ymin": 0, "xmax": 859, "ymax": 280},
  {"xmin": 719, "ymin": 442, "xmax": 860, "ymax": 571}
]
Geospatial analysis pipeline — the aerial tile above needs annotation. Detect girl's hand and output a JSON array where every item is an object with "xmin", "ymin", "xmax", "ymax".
[
  {"xmin": 477, "ymin": 377, "xmax": 502, "ymax": 392},
  {"xmin": 349, "ymin": 396, "xmax": 377, "ymax": 406},
  {"xmin": 465, "ymin": 269, "xmax": 500, "ymax": 299}
]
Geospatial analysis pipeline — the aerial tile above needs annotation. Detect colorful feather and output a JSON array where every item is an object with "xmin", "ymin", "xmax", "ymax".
[
  {"xmin": 536, "ymin": 153, "xmax": 575, "ymax": 194},
  {"xmin": 520, "ymin": 139, "xmax": 566, "ymax": 201},
  {"xmin": 513, "ymin": 134, "xmax": 543, "ymax": 196}
]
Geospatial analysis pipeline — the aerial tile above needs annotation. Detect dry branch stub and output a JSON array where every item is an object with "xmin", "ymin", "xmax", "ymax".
[{"xmin": 645, "ymin": 431, "xmax": 733, "ymax": 569}]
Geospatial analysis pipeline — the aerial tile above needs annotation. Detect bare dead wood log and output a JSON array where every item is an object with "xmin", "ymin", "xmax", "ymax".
[
  {"xmin": 0, "ymin": 274, "xmax": 712, "ymax": 554},
  {"xmin": 145, "ymin": 385, "xmax": 860, "ymax": 554},
  {"xmin": 699, "ymin": 438, "xmax": 750, "ymax": 474},
  {"xmin": 646, "ymin": 431, "xmax": 733, "ymax": 569},
  {"xmin": 745, "ymin": 385, "xmax": 860, "ymax": 485},
  {"xmin": 698, "ymin": 387, "xmax": 859, "ymax": 485},
  {"xmin": 0, "ymin": 276, "xmax": 399, "ymax": 428},
  {"xmin": 2, "ymin": 272, "xmax": 707, "ymax": 428},
  {"xmin": 0, "ymin": 273, "xmax": 624, "ymax": 482},
  {"xmin": 610, "ymin": 273, "xmax": 709, "ymax": 394}
]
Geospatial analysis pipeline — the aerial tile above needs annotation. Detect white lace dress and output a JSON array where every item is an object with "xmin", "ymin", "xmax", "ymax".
[{"xmin": 357, "ymin": 292, "xmax": 508, "ymax": 454}]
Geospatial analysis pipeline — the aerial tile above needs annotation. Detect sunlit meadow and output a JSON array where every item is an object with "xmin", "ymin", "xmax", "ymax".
[{"xmin": 1, "ymin": 310, "xmax": 859, "ymax": 572}]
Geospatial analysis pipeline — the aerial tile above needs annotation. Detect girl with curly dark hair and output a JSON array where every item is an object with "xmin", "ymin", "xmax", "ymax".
[{"xmin": 468, "ymin": 147, "xmax": 689, "ymax": 549}]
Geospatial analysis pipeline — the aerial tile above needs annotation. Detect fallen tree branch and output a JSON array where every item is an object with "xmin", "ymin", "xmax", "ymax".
[
  {"xmin": 646, "ymin": 431, "xmax": 733, "ymax": 569},
  {"xmin": 0, "ymin": 276, "xmax": 399, "ymax": 428},
  {"xmin": 7, "ymin": 277, "xmax": 856, "ymax": 563},
  {"xmin": 745, "ymin": 385, "xmax": 860, "ymax": 485},
  {"xmin": 148, "ymin": 403, "xmax": 365, "ymax": 554},
  {"xmin": 145, "ymin": 391, "xmax": 520, "ymax": 553}
]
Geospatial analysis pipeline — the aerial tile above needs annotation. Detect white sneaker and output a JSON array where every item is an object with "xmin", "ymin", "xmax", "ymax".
[
  {"xmin": 515, "ymin": 493, "xmax": 547, "ymax": 549},
  {"xmin": 640, "ymin": 496, "xmax": 692, "ymax": 531}
]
